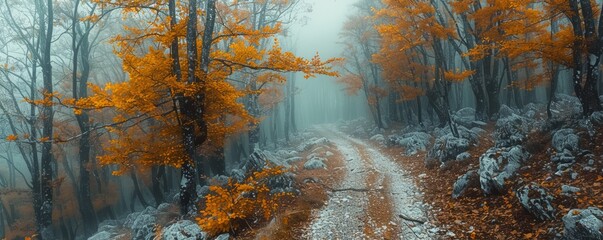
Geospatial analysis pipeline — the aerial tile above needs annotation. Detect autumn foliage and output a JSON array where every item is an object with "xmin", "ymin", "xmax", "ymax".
[
  {"xmin": 197, "ymin": 165, "xmax": 291, "ymax": 236},
  {"xmin": 73, "ymin": 0, "xmax": 338, "ymax": 175}
]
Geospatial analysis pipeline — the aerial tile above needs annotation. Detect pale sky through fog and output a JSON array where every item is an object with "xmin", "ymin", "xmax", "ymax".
[
  {"xmin": 291, "ymin": 0, "xmax": 351, "ymax": 59},
  {"xmin": 288, "ymin": 0, "xmax": 369, "ymax": 128}
]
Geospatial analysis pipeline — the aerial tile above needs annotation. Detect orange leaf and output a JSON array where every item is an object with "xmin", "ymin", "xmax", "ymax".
[{"xmin": 6, "ymin": 134, "xmax": 18, "ymax": 141}]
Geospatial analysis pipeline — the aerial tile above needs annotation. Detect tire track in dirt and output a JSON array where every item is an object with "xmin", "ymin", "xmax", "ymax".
[{"xmin": 304, "ymin": 125, "xmax": 435, "ymax": 239}]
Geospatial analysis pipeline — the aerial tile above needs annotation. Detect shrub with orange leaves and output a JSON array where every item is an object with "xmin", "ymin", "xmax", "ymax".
[{"xmin": 196, "ymin": 165, "xmax": 292, "ymax": 236}]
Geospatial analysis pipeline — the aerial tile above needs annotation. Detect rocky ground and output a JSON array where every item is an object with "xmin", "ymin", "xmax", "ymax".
[
  {"xmin": 356, "ymin": 94, "xmax": 603, "ymax": 239},
  {"xmin": 88, "ymin": 94, "xmax": 603, "ymax": 240}
]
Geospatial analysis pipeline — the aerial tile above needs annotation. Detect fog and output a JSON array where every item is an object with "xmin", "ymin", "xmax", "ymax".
[
  {"xmin": 290, "ymin": 0, "xmax": 367, "ymax": 128},
  {"xmin": 1, "ymin": 0, "xmax": 602, "ymax": 239}
]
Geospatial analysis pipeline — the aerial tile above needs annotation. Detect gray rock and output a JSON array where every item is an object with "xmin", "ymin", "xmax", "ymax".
[
  {"xmin": 552, "ymin": 129, "xmax": 579, "ymax": 152},
  {"xmin": 297, "ymin": 137, "xmax": 330, "ymax": 152},
  {"xmin": 426, "ymin": 134, "xmax": 469, "ymax": 164},
  {"xmin": 516, "ymin": 183, "xmax": 556, "ymax": 221},
  {"xmin": 162, "ymin": 220, "xmax": 208, "ymax": 240},
  {"xmin": 209, "ymin": 175, "xmax": 229, "ymax": 187},
  {"xmin": 499, "ymin": 104, "xmax": 518, "ymax": 119},
  {"xmin": 552, "ymin": 149, "xmax": 576, "ymax": 164},
  {"xmin": 456, "ymin": 125, "xmax": 480, "ymax": 143},
  {"xmin": 370, "ymin": 134, "xmax": 386, "ymax": 145},
  {"xmin": 494, "ymin": 114, "xmax": 530, "ymax": 147},
  {"xmin": 276, "ymin": 150, "xmax": 297, "ymax": 159},
  {"xmin": 557, "ymin": 163, "xmax": 574, "ymax": 171},
  {"xmin": 394, "ymin": 132, "xmax": 432, "ymax": 155},
  {"xmin": 479, "ymin": 146, "xmax": 530, "ymax": 195},
  {"xmin": 311, "ymin": 147, "xmax": 325, "ymax": 153},
  {"xmin": 230, "ymin": 169, "xmax": 245, "ymax": 183},
  {"xmin": 88, "ymin": 231, "xmax": 112, "ymax": 240},
  {"xmin": 471, "ymin": 127, "xmax": 487, "ymax": 136},
  {"xmin": 562, "ymin": 207, "xmax": 603, "ymax": 240},
  {"xmin": 561, "ymin": 185, "xmax": 581, "ymax": 194},
  {"xmin": 551, "ymin": 94, "xmax": 583, "ymax": 119},
  {"xmin": 304, "ymin": 157, "xmax": 327, "ymax": 170},
  {"xmin": 125, "ymin": 206, "xmax": 158, "ymax": 240},
  {"xmin": 452, "ymin": 170, "xmax": 478, "ymax": 199},
  {"xmin": 97, "ymin": 220, "xmax": 120, "ymax": 233},
  {"xmin": 590, "ymin": 111, "xmax": 603, "ymax": 125},
  {"xmin": 472, "ymin": 121, "xmax": 487, "ymax": 127},
  {"xmin": 306, "ymin": 153, "xmax": 320, "ymax": 160},
  {"xmin": 456, "ymin": 152, "xmax": 471, "ymax": 162},
  {"xmin": 524, "ymin": 110, "xmax": 536, "ymax": 118},
  {"xmin": 215, "ymin": 233, "xmax": 230, "ymax": 240},
  {"xmin": 267, "ymin": 172, "xmax": 296, "ymax": 194},
  {"xmin": 453, "ymin": 107, "xmax": 476, "ymax": 127},
  {"xmin": 285, "ymin": 157, "xmax": 303, "ymax": 164},
  {"xmin": 157, "ymin": 203, "xmax": 174, "ymax": 212}
]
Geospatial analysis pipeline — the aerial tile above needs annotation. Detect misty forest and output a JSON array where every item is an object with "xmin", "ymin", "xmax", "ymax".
[{"xmin": 1, "ymin": 0, "xmax": 603, "ymax": 239}]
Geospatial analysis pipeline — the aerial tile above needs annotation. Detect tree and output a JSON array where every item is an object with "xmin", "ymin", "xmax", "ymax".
[
  {"xmin": 566, "ymin": 0, "xmax": 603, "ymax": 115},
  {"xmin": 82, "ymin": 0, "xmax": 337, "ymax": 214},
  {"xmin": 2, "ymin": 0, "xmax": 56, "ymax": 237},
  {"xmin": 340, "ymin": 2, "xmax": 387, "ymax": 129}
]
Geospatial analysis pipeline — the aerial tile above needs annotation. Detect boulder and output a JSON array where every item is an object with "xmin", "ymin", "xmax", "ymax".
[
  {"xmin": 457, "ymin": 125, "xmax": 480, "ymax": 143},
  {"xmin": 124, "ymin": 206, "xmax": 158, "ymax": 240},
  {"xmin": 494, "ymin": 114, "xmax": 530, "ymax": 147},
  {"xmin": 370, "ymin": 134, "xmax": 386, "ymax": 145},
  {"xmin": 562, "ymin": 207, "xmax": 603, "ymax": 240},
  {"xmin": 229, "ymin": 169, "xmax": 245, "ymax": 183},
  {"xmin": 161, "ymin": 220, "xmax": 208, "ymax": 240},
  {"xmin": 88, "ymin": 231, "xmax": 113, "ymax": 240},
  {"xmin": 551, "ymin": 94, "xmax": 583, "ymax": 118},
  {"xmin": 297, "ymin": 137, "xmax": 330, "ymax": 152},
  {"xmin": 479, "ymin": 146, "xmax": 530, "ymax": 195},
  {"xmin": 499, "ymin": 104, "xmax": 517, "ymax": 119},
  {"xmin": 96, "ymin": 220, "xmax": 120, "ymax": 233},
  {"xmin": 456, "ymin": 152, "xmax": 471, "ymax": 162},
  {"xmin": 471, "ymin": 127, "xmax": 487, "ymax": 136},
  {"xmin": 452, "ymin": 170, "xmax": 478, "ymax": 199},
  {"xmin": 267, "ymin": 172, "xmax": 296, "ymax": 194},
  {"xmin": 208, "ymin": 175, "xmax": 229, "ymax": 187},
  {"xmin": 427, "ymin": 134, "xmax": 469, "ymax": 164},
  {"xmin": 516, "ymin": 183, "xmax": 556, "ymax": 221},
  {"xmin": 552, "ymin": 129, "xmax": 579, "ymax": 152},
  {"xmin": 551, "ymin": 149, "xmax": 576, "ymax": 164},
  {"xmin": 285, "ymin": 157, "xmax": 303, "ymax": 164},
  {"xmin": 453, "ymin": 107, "xmax": 476, "ymax": 128},
  {"xmin": 275, "ymin": 150, "xmax": 298, "ymax": 159},
  {"xmin": 521, "ymin": 103, "xmax": 542, "ymax": 118},
  {"xmin": 589, "ymin": 111, "xmax": 603, "ymax": 125},
  {"xmin": 304, "ymin": 157, "xmax": 327, "ymax": 170},
  {"xmin": 157, "ymin": 203, "xmax": 174, "ymax": 212},
  {"xmin": 395, "ymin": 132, "xmax": 432, "ymax": 155}
]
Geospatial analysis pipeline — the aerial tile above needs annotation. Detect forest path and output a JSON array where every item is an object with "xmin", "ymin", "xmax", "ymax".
[{"xmin": 304, "ymin": 125, "xmax": 433, "ymax": 239}]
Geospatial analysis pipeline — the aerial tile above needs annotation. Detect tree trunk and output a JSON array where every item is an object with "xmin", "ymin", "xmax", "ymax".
[
  {"xmin": 38, "ymin": 0, "xmax": 55, "ymax": 238},
  {"xmin": 284, "ymin": 78, "xmax": 291, "ymax": 143},
  {"xmin": 72, "ymin": 2, "xmax": 98, "ymax": 233},
  {"xmin": 130, "ymin": 169, "xmax": 149, "ymax": 209},
  {"xmin": 151, "ymin": 166, "xmax": 164, "ymax": 206}
]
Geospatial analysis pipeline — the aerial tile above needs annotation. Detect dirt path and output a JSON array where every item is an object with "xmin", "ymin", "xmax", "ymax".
[{"xmin": 304, "ymin": 125, "xmax": 436, "ymax": 239}]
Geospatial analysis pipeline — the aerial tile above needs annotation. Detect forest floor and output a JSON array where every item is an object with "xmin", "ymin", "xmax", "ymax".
[
  {"xmin": 247, "ymin": 125, "xmax": 440, "ymax": 239},
  {"xmin": 376, "ymin": 123, "xmax": 603, "ymax": 239},
  {"xmin": 242, "ymin": 119, "xmax": 603, "ymax": 240}
]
